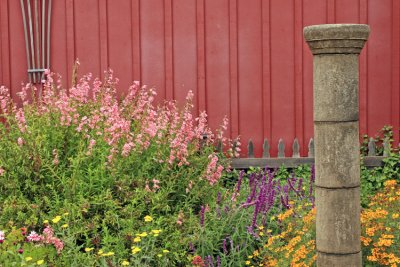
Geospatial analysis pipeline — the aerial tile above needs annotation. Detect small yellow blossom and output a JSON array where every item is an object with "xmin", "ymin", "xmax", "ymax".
[
  {"xmin": 37, "ymin": 260, "xmax": 44, "ymax": 265},
  {"xmin": 245, "ymin": 261, "xmax": 251, "ymax": 265},
  {"xmin": 157, "ymin": 254, "xmax": 163, "ymax": 257},
  {"xmin": 144, "ymin": 215, "xmax": 153, "ymax": 222},
  {"xmin": 61, "ymin": 224, "xmax": 68, "ymax": 228},
  {"xmin": 392, "ymin": 213, "xmax": 399, "ymax": 219},
  {"xmin": 121, "ymin": 260, "xmax": 130, "ymax": 266},
  {"xmin": 131, "ymin": 247, "xmax": 141, "ymax": 254},
  {"xmin": 248, "ymin": 255, "xmax": 253, "ymax": 259},
  {"xmin": 138, "ymin": 232, "xmax": 148, "ymax": 237},
  {"xmin": 152, "ymin": 229, "xmax": 161, "ymax": 234},
  {"xmin": 133, "ymin": 237, "xmax": 141, "ymax": 242},
  {"xmin": 102, "ymin": 252, "xmax": 115, "ymax": 257},
  {"xmin": 52, "ymin": 215, "xmax": 62, "ymax": 224},
  {"xmin": 43, "ymin": 220, "xmax": 49, "ymax": 224},
  {"xmin": 63, "ymin": 212, "xmax": 69, "ymax": 216},
  {"xmin": 162, "ymin": 249, "xmax": 169, "ymax": 253},
  {"xmin": 25, "ymin": 257, "xmax": 32, "ymax": 262},
  {"xmin": 258, "ymin": 226, "xmax": 264, "ymax": 230},
  {"xmin": 85, "ymin": 247, "xmax": 94, "ymax": 252},
  {"xmin": 98, "ymin": 249, "xmax": 104, "ymax": 255}
]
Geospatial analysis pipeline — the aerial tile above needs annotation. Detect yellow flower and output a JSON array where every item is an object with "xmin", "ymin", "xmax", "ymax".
[
  {"xmin": 25, "ymin": 257, "xmax": 32, "ymax": 262},
  {"xmin": 138, "ymin": 232, "xmax": 147, "ymax": 237},
  {"xmin": 63, "ymin": 212, "xmax": 69, "ymax": 216},
  {"xmin": 162, "ymin": 249, "xmax": 169, "ymax": 253},
  {"xmin": 245, "ymin": 261, "xmax": 251, "ymax": 265},
  {"xmin": 121, "ymin": 260, "xmax": 130, "ymax": 266},
  {"xmin": 144, "ymin": 215, "xmax": 153, "ymax": 222},
  {"xmin": 61, "ymin": 224, "xmax": 68, "ymax": 228},
  {"xmin": 133, "ymin": 237, "xmax": 141, "ymax": 242},
  {"xmin": 52, "ymin": 215, "xmax": 62, "ymax": 224},
  {"xmin": 37, "ymin": 260, "xmax": 44, "ymax": 265},
  {"xmin": 258, "ymin": 226, "xmax": 264, "ymax": 230},
  {"xmin": 98, "ymin": 249, "xmax": 104, "ymax": 255},
  {"xmin": 248, "ymin": 255, "xmax": 253, "ymax": 259},
  {"xmin": 43, "ymin": 220, "xmax": 49, "ymax": 224},
  {"xmin": 102, "ymin": 252, "xmax": 115, "ymax": 257},
  {"xmin": 131, "ymin": 247, "xmax": 141, "ymax": 254},
  {"xmin": 152, "ymin": 229, "xmax": 161, "ymax": 234},
  {"xmin": 392, "ymin": 213, "xmax": 399, "ymax": 219},
  {"xmin": 85, "ymin": 247, "xmax": 94, "ymax": 252},
  {"xmin": 157, "ymin": 254, "xmax": 163, "ymax": 258}
]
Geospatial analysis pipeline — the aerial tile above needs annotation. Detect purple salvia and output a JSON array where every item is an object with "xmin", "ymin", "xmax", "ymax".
[
  {"xmin": 200, "ymin": 205, "xmax": 205, "ymax": 227},
  {"xmin": 208, "ymin": 256, "xmax": 214, "ymax": 267},
  {"xmin": 189, "ymin": 242, "xmax": 195, "ymax": 253},
  {"xmin": 297, "ymin": 178, "xmax": 303, "ymax": 193},
  {"xmin": 224, "ymin": 205, "xmax": 230, "ymax": 213},
  {"xmin": 280, "ymin": 195, "xmax": 289, "ymax": 209},
  {"xmin": 216, "ymin": 206, "xmax": 221, "ymax": 218},
  {"xmin": 246, "ymin": 179, "xmax": 258, "ymax": 204},
  {"xmin": 229, "ymin": 237, "xmax": 234, "ymax": 251},
  {"xmin": 236, "ymin": 170, "xmax": 245, "ymax": 192},
  {"xmin": 216, "ymin": 191, "xmax": 222, "ymax": 205},
  {"xmin": 216, "ymin": 256, "xmax": 221, "ymax": 267},
  {"xmin": 223, "ymin": 238, "xmax": 228, "ymax": 254}
]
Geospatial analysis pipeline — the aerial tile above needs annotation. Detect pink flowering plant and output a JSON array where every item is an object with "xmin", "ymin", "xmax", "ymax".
[{"xmin": 0, "ymin": 65, "xmax": 230, "ymax": 265}]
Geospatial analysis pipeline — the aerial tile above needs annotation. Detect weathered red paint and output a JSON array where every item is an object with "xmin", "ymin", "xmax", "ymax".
[{"xmin": 1, "ymin": 0, "xmax": 399, "ymax": 156}]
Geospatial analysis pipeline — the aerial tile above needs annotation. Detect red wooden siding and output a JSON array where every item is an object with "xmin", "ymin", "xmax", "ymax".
[{"xmin": 1, "ymin": 0, "xmax": 399, "ymax": 156}]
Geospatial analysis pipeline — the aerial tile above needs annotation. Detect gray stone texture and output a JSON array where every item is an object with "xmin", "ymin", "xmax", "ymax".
[
  {"xmin": 304, "ymin": 24, "xmax": 369, "ymax": 267},
  {"xmin": 316, "ymin": 187, "xmax": 361, "ymax": 253},
  {"xmin": 314, "ymin": 54, "xmax": 359, "ymax": 122},
  {"xmin": 304, "ymin": 24, "xmax": 370, "ymax": 55},
  {"xmin": 314, "ymin": 121, "xmax": 360, "ymax": 188},
  {"xmin": 317, "ymin": 252, "xmax": 362, "ymax": 267}
]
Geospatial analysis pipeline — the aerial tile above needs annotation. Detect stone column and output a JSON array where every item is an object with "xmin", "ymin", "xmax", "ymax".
[{"xmin": 303, "ymin": 24, "xmax": 370, "ymax": 266}]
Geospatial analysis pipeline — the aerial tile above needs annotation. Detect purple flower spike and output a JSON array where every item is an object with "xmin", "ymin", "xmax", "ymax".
[{"xmin": 217, "ymin": 256, "xmax": 221, "ymax": 267}]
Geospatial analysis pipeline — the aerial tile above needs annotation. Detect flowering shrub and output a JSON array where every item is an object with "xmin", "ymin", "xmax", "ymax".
[
  {"xmin": 188, "ymin": 166, "xmax": 315, "ymax": 266},
  {"xmin": 0, "ymin": 67, "xmax": 230, "ymax": 265},
  {"xmin": 361, "ymin": 179, "xmax": 400, "ymax": 266}
]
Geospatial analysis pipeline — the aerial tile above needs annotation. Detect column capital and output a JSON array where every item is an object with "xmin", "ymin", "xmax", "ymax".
[{"xmin": 304, "ymin": 24, "xmax": 370, "ymax": 55}]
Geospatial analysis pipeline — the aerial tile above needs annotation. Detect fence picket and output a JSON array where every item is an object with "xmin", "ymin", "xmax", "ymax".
[
  {"xmin": 248, "ymin": 139, "xmax": 255, "ymax": 158},
  {"xmin": 292, "ymin": 138, "xmax": 300, "ymax": 158},
  {"xmin": 262, "ymin": 139, "xmax": 270, "ymax": 158},
  {"xmin": 278, "ymin": 139, "xmax": 285, "ymax": 158},
  {"xmin": 308, "ymin": 138, "xmax": 314, "ymax": 158},
  {"xmin": 368, "ymin": 138, "xmax": 376, "ymax": 156}
]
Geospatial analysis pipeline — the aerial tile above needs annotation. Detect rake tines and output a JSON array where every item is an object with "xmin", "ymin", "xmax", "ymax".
[{"xmin": 20, "ymin": 0, "xmax": 52, "ymax": 84}]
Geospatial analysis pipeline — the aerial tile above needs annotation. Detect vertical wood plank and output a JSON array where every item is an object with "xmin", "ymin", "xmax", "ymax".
[
  {"xmin": 164, "ymin": 0, "xmax": 174, "ymax": 101},
  {"xmin": 262, "ymin": 0, "xmax": 272, "ymax": 147},
  {"xmin": 99, "ymin": 0, "xmax": 108, "ymax": 78},
  {"xmin": 327, "ymin": 0, "xmax": 336, "ymax": 23},
  {"xmin": 196, "ymin": 0, "xmax": 206, "ymax": 111},
  {"xmin": 392, "ymin": 0, "xmax": 400, "ymax": 145},
  {"xmin": 229, "ymin": 0, "xmax": 239, "ymax": 139},
  {"xmin": 0, "ymin": 0, "xmax": 11, "ymax": 88},
  {"xmin": 131, "ymin": 0, "xmax": 141, "ymax": 81},
  {"xmin": 107, "ymin": 0, "xmax": 133, "ymax": 93},
  {"xmin": 367, "ymin": 0, "xmax": 392, "ymax": 135},
  {"xmin": 65, "ymin": 0, "xmax": 75, "ymax": 88},
  {"xmin": 205, "ymin": 0, "xmax": 230, "ymax": 135},
  {"xmin": 335, "ymin": 0, "xmax": 359, "ymax": 23},
  {"xmin": 359, "ymin": 0, "xmax": 368, "ymax": 138},
  {"xmin": 294, "ymin": 0, "xmax": 304, "ymax": 155},
  {"xmin": 173, "ymin": 0, "xmax": 197, "ymax": 110},
  {"xmin": 140, "ymin": 0, "xmax": 165, "ymax": 101}
]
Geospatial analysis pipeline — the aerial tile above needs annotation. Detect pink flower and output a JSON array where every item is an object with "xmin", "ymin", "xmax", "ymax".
[
  {"xmin": 17, "ymin": 137, "xmax": 24, "ymax": 146},
  {"xmin": 27, "ymin": 231, "xmax": 43, "ymax": 242},
  {"xmin": 0, "ymin": 168, "xmax": 5, "ymax": 176},
  {"xmin": 0, "ymin": 230, "xmax": 5, "ymax": 243}
]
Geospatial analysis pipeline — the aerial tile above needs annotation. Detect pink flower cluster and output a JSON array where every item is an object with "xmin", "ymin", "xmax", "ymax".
[
  {"xmin": 27, "ymin": 226, "xmax": 64, "ymax": 254},
  {"xmin": 205, "ymin": 154, "xmax": 224, "ymax": 185}
]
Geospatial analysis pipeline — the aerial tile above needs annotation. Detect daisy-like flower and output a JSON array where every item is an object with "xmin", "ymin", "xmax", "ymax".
[
  {"xmin": 144, "ymin": 215, "xmax": 153, "ymax": 222},
  {"xmin": 52, "ymin": 216, "xmax": 62, "ymax": 224},
  {"xmin": 85, "ymin": 247, "xmax": 94, "ymax": 252},
  {"xmin": 121, "ymin": 260, "xmax": 130, "ymax": 266},
  {"xmin": 37, "ymin": 260, "xmax": 44, "ymax": 265},
  {"xmin": 133, "ymin": 237, "xmax": 141, "ymax": 243},
  {"xmin": 131, "ymin": 246, "xmax": 141, "ymax": 254}
]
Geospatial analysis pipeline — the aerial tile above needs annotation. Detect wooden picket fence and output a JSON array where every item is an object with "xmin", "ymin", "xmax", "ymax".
[{"xmin": 226, "ymin": 137, "xmax": 390, "ymax": 169}]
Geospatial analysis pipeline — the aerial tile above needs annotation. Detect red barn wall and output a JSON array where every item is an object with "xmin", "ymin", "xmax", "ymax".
[{"xmin": 1, "ymin": 0, "xmax": 399, "ymax": 156}]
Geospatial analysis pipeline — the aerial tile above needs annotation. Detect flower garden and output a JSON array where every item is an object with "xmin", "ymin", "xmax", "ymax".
[{"xmin": 0, "ymin": 70, "xmax": 399, "ymax": 266}]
